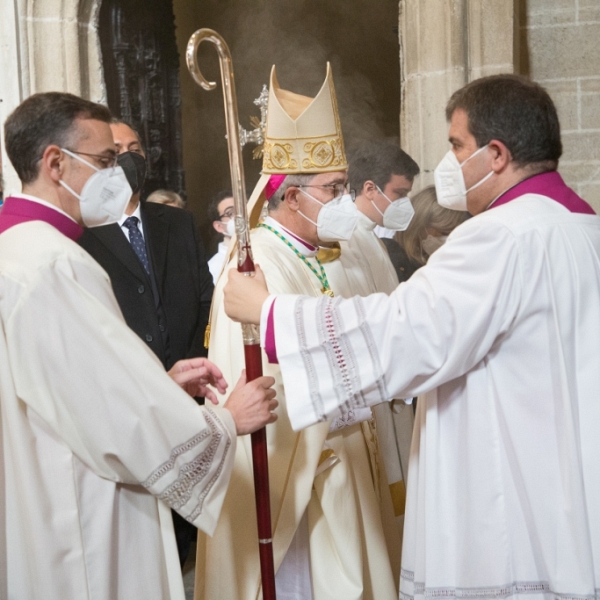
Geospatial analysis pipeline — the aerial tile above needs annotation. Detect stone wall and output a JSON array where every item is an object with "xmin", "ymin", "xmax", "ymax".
[
  {"xmin": 520, "ymin": 0, "xmax": 600, "ymax": 212},
  {"xmin": 0, "ymin": 0, "xmax": 104, "ymax": 195},
  {"xmin": 398, "ymin": 0, "xmax": 600, "ymax": 211},
  {"xmin": 398, "ymin": 0, "xmax": 518, "ymax": 190}
]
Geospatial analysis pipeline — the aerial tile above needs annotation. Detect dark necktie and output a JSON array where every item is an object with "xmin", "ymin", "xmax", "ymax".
[{"xmin": 123, "ymin": 216, "xmax": 150, "ymax": 274}]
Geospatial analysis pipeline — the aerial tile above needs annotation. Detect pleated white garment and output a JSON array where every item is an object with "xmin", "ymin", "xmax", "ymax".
[
  {"xmin": 269, "ymin": 195, "xmax": 600, "ymax": 599},
  {"xmin": 325, "ymin": 210, "xmax": 414, "ymax": 579}
]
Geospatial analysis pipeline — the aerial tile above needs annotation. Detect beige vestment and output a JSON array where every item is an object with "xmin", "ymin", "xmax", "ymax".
[{"xmin": 196, "ymin": 223, "xmax": 396, "ymax": 600}]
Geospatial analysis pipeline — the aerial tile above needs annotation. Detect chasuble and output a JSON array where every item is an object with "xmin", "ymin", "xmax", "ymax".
[{"xmin": 197, "ymin": 223, "xmax": 396, "ymax": 600}]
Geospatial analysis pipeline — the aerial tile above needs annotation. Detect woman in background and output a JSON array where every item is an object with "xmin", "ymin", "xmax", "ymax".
[{"xmin": 383, "ymin": 185, "xmax": 469, "ymax": 282}]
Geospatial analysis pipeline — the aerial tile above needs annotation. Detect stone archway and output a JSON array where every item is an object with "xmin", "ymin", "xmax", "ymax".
[{"xmin": 0, "ymin": 0, "xmax": 105, "ymax": 194}]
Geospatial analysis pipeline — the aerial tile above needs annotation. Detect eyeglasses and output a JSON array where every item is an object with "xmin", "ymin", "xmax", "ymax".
[
  {"xmin": 64, "ymin": 149, "xmax": 118, "ymax": 170},
  {"xmin": 297, "ymin": 183, "xmax": 356, "ymax": 201},
  {"xmin": 219, "ymin": 207, "xmax": 235, "ymax": 220}
]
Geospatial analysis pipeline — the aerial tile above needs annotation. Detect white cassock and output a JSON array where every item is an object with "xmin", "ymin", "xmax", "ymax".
[
  {"xmin": 197, "ymin": 217, "xmax": 397, "ymax": 600},
  {"xmin": 265, "ymin": 196, "xmax": 600, "ymax": 597},
  {"xmin": 324, "ymin": 211, "xmax": 414, "ymax": 578},
  {"xmin": 0, "ymin": 221, "xmax": 236, "ymax": 600}
]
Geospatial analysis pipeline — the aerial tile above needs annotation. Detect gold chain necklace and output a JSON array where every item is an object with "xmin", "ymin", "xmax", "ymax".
[{"xmin": 257, "ymin": 223, "xmax": 334, "ymax": 297}]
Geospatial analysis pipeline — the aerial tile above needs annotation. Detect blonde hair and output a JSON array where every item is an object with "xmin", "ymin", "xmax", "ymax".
[
  {"xmin": 146, "ymin": 189, "xmax": 185, "ymax": 209},
  {"xmin": 395, "ymin": 186, "xmax": 468, "ymax": 265}
]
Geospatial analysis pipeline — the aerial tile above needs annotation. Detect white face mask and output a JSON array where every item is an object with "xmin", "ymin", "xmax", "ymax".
[
  {"xmin": 421, "ymin": 234, "xmax": 447, "ymax": 256},
  {"xmin": 433, "ymin": 145, "xmax": 493, "ymax": 211},
  {"xmin": 59, "ymin": 149, "xmax": 132, "ymax": 227},
  {"xmin": 373, "ymin": 185, "xmax": 415, "ymax": 230},
  {"xmin": 299, "ymin": 190, "xmax": 358, "ymax": 242},
  {"xmin": 222, "ymin": 218, "xmax": 236, "ymax": 238}
]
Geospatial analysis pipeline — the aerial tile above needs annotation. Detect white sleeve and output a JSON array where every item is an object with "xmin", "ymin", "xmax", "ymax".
[
  {"xmin": 274, "ymin": 217, "xmax": 523, "ymax": 430},
  {"xmin": 7, "ymin": 254, "xmax": 236, "ymax": 534}
]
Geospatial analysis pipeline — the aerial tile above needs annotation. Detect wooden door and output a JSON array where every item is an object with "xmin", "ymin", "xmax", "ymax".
[{"xmin": 99, "ymin": 0, "xmax": 185, "ymax": 200}]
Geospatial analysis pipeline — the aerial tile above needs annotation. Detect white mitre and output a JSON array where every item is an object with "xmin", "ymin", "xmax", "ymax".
[{"xmin": 247, "ymin": 62, "xmax": 348, "ymax": 228}]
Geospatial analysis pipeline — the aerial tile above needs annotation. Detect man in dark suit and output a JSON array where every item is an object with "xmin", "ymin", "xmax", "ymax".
[{"xmin": 79, "ymin": 120, "xmax": 213, "ymax": 565}]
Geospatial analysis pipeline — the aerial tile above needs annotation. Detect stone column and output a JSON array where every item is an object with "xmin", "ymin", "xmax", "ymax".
[
  {"xmin": 0, "ymin": 0, "xmax": 27, "ymax": 195},
  {"xmin": 398, "ymin": 0, "xmax": 518, "ymax": 188},
  {"xmin": 0, "ymin": 0, "xmax": 104, "ymax": 195}
]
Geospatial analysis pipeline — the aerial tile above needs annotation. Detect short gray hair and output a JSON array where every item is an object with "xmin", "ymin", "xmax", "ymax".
[{"xmin": 268, "ymin": 173, "xmax": 316, "ymax": 212}]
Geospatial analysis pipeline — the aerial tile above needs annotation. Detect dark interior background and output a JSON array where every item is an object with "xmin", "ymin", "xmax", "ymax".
[{"xmin": 173, "ymin": 0, "xmax": 401, "ymax": 253}]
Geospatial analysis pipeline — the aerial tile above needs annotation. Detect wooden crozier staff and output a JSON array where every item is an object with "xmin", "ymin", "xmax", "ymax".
[{"xmin": 186, "ymin": 29, "xmax": 277, "ymax": 600}]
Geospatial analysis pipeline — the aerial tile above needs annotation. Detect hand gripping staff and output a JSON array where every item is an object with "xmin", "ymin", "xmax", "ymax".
[{"xmin": 186, "ymin": 29, "xmax": 277, "ymax": 600}]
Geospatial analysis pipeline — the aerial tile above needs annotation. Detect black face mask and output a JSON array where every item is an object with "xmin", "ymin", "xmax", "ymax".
[{"xmin": 117, "ymin": 151, "xmax": 147, "ymax": 196}]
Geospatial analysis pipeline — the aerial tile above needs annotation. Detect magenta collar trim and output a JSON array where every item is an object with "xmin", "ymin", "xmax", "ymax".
[
  {"xmin": 489, "ymin": 171, "xmax": 595, "ymax": 215},
  {"xmin": 0, "ymin": 197, "xmax": 83, "ymax": 240}
]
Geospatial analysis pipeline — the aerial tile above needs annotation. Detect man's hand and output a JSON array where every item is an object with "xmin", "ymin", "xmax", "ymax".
[
  {"xmin": 168, "ymin": 357, "xmax": 228, "ymax": 404},
  {"xmin": 223, "ymin": 265, "xmax": 270, "ymax": 325},
  {"xmin": 224, "ymin": 370, "xmax": 278, "ymax": 435}
]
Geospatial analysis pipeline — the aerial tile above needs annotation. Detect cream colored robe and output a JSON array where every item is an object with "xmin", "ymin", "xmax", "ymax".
[
  {"xmin": 196, "ymin": 223, "xmax": 396, "ymax": 600},
  {"xmin": 0, "ymin": 221, "xmax": 236, "ymax": 600},
  {"xmin": 324, "ymin": 211, "xmax": 414, "ymax": 582}
]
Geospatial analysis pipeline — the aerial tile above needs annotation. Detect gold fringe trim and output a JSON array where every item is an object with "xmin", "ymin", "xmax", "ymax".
[
  {"xmin": 316, "ymin": 243, "xmax": 341, "ymax": 264},
  {"xmin": 389, "ymin": 480, "xmax": 406, "ymax": 517},
  {"xmin": 318, "ymin": 448, "xmax": 335, "ymax": 466}
]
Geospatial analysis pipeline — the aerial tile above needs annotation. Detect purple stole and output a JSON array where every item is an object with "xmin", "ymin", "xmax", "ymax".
[
  {"xmin": 0, "ymin": 196, "xmax": 83, "ymax": 240},
  {"xmin": 489, "ymin": 171, "xmax": 595, "ymax": 215}
]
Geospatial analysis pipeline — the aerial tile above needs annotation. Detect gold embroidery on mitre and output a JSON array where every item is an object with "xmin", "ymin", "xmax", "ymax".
[
  {"xmin": 262, "ymin": 62, "xmax": 347, "ymax": 175},
  {"xmin": 303, "ymin": 139, "xmax": 345, "ymax": 170},
  {"xmin": 263, "ymin": 142, "xmax": 298, "ymax": 171}
]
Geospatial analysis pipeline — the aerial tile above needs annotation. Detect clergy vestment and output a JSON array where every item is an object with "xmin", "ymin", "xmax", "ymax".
[
  {"xmin": 0, "ymin": 196, "xmax": 236, "ymax": 600},
  {"xmin": 263, "ymin": 175, "xmax": 600, "ymax": 598},
  {"xmin": 324, "ymin": 211, "xmax": 414, "ymax": 580},
  {"xmin": 196, "ymin": 219, "xmax": 397, "ymax": 600}
]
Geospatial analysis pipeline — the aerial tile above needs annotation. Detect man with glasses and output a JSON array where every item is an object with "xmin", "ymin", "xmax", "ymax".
[
  {"xmin": 78, "ymin": 119, "xmax": 214, "ymax": 566},
  {"xmin": 196, "ymin": 65, "xmax": 397, "ymax": 600},
  {"xmin": 0, "ymin": 91, "xmax": 278, "ymax": 600},
  {"xmin": 208, "ymin": 190, "xmax": 235, "ymax": 284}
]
